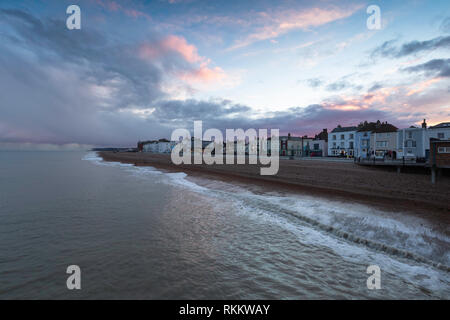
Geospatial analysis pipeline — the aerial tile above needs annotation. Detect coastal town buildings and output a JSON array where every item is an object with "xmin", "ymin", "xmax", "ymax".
[
  {"xmin": 139, "ymin": 139, "xmax": 177, "ymax": 153},
  {"xmin": 328, "ymin": 125, "xmax": 357, "ymax": 157},
  {"xmin": 137, "ymin": 121, "xmax": 450, "ymax": 164}
]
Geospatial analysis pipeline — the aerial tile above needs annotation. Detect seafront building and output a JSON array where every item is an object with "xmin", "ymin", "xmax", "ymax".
[
  {"xmin": 369, "ymin": 122, "xmax": 398, "ymax": 159},
  {"xmin": 310, "ymin": 139, "xmax": 328, "ymax": 157},
  {"xmin": 396, "ymin": 120, "xmax": 428, "ymax": 160},
  {"xmin": 355, "ymin": 122, "xmax": 376, "ymax": 159},
  {"xmin": 328, "ymin": 125, "xmax": 357, "ymax": 157},
  {"xmin": 279, "ymin": 134, "xmax": 316, "ymax": 157}
]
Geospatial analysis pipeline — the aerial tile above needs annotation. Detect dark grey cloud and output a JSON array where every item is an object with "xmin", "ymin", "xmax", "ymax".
[
  {"xmin": 371, "ymin": 36, "xmax": 450, "ymax": 58},
  {"xmin": 402, "ymin": 59, "xmax": 450, "ymax": 78},
  {"xmin": 0, "ymin": 8, "xmax": 193, "ymax": 110},
  {"xmin": 153, "ymin": 99, "xmax": 250, "ymax": 120}
]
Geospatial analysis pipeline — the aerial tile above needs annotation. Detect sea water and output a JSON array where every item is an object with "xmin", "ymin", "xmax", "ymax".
[{"xmin": 0, "ymin": 151, "xmax": 448, "ymax": 299}]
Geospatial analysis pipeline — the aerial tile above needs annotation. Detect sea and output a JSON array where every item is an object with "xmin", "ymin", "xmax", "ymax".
[{"xmin": 0, "ymin": 151, "xmax": 448, "ymax": 299}]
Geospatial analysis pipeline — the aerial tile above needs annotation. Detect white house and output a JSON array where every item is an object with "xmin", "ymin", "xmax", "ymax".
[
  {"xmin": 426, "ymin": 122, "xmax": 450, "ymax": 144},
  {"xmin": 396, "ymin": 124, "xmax": 427, "ymax": 160},
  {"xmin": 328, "ymin": 125, "xmax": 357, "ymax": 157}
]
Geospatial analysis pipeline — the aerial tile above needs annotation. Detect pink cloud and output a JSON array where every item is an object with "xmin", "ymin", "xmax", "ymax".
[
  {"xmin": 139, "ymin": 35, "xmax": 227, "ymax": 85},
  {"xmin": 229, "ymin": 5, "xmax": 363, "ymax": 50},
  {"xmin": 178, "ymin": 63, "xmax": 226, "ymax": 83},
  {"xmin": 139, "ymin": 35, "xmax": 202, "ymax": 64}
]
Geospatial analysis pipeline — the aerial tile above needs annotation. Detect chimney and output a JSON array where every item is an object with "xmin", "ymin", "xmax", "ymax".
[{"xmin": 422, "ymin": 119, "xmax": 427, "ymax": 129}]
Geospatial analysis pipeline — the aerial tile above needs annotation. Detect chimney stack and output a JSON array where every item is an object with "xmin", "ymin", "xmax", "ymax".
[{"xmin": 422, "ymin": 119, "xmax": 427, "ymax": 129}]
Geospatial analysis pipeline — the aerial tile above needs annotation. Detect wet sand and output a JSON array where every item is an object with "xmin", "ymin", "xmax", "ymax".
[{"xmin": 98, "ymin": 152, "xmax": 450, "ymax": 224}]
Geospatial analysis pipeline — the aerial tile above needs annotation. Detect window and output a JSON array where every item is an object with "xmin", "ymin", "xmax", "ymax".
[
  {"xmin": 376, "ymin": 141, "xmax": 387, "ymax": 147},
  {"xmin": 405, "ymin": 140, "xmax": 416, "ymax": 147},
  {"xmin": 349, "ymin": 134, "xmax": 354, "ymax": 139},
  {"xmin": 332, "ymin": 135, "xmax": 336, "ymax": 140},
  {"xmin": 438, "ymin": 147, "xmax": 450, "ymax": 153},
  {"xmin": 407, "ymin": 132, "xmax": 413, "ymax": 139},
  {"xmin": 438, "ymin": 133, "xmax": 445, "ymax": 139},
  {"xmin": 333, "ymin": 142, "xmax": 336, "ymax": 147},
  {"xmin": 340, "ymin": 142, "xmax": 344, "ymax": 147},
  {"xmin": 362, "ymin": 140, "xmax": 368, "ymax": 147},
  {"xmin": 349, "ymin": 142, "xmax": 354, "ymax": 149},
  {"xmin": 340, "ymin": 134, "xmax": 345, "ymax": 140},
  {"xmin": 314, "ymin": 143, "xmax": 319, "ymax": 150}
]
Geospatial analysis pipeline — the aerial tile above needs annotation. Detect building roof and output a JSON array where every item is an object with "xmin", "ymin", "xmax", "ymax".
[
  {"xmin": 357, "ymin": 121, "xmax": 397, "ymax": 133},
  {"xmin": 372, "ymin": 123, "xmax": 398, "ymax": 133},
  {"xmin": 429, "ymin": 122, "xmax": 450, "ymax": 129},
  {"xmin": 315, "ymin": 129, "xmax": 328, "ymax": 141},
  {"xmin": 141, "ymin": 140, "xmax": 157, "ymax": 145},
  {"xmin": 357, "ymin": 123, "xmax": 376, "ymax": 132},
  {"xmin": 331, "ymin": 125, "xmax": 357, "ymax": 133}
]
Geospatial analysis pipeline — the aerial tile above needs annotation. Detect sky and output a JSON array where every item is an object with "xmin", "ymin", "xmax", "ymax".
[{"xmin": 0, "ymin": 0, "xmax": 449, "ymax": 149}]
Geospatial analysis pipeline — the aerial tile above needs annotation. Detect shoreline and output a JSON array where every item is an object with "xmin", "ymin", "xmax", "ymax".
[{"xmin": 98, "ymin": 151, "xmax": 450, "ymax": 225}]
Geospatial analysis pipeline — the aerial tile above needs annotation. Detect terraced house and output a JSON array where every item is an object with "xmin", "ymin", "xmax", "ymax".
[
  {"xmin": 328, "ymin": 125, "xmax": 357, "ymax": 157},
  {"xmin": 396, "ymin": 120, "xmax": 428, "ymax": 160},
  {"xmin": 355, "ymin": 121, "xmax": 378, "ymax": 160},
  {"xmin": 369, "ymin": 122, "xmax": 398, "ymax": 159}
]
